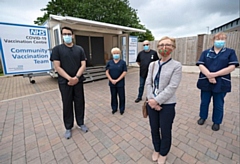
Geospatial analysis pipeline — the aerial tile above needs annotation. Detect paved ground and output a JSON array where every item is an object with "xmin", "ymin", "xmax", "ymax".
[{"xmin": 0, "ymin": 67, "xmax": 239, "ymax": 164}]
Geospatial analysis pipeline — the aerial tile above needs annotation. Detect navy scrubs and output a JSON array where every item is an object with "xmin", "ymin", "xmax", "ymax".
[
  {"xmin": 51, "ymin": 44, "xmax": 87, "ymax": 130},
  {"xmin": 106, "ymin": 59, "xmax": 127, "ymax": 113},
  {"xmin": 196, "ymin": 47, "xmax": 239, "ymax": 124}
]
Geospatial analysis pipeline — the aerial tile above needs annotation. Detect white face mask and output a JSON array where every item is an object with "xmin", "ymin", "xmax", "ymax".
[{"xmin": 63, "ymin": 35, "xmax": 72, "ymax": 44}]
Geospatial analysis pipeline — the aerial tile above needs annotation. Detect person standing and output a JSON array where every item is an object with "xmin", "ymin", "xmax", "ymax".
[
  {"xmin": 135, "ymin": 40, "xmax": 159, "ymax": 103},
  {"xmin": 106, "ymin": 47, "xmax": 127, "ymax": 115},
  {"xmin": 51, "ymin": 26, "xmax": 88, "ymax": 139},
  {"xmin": 196, "ymin": 32, "xmax": 239, "ymax": 131},
  {"xmin": 146, "ymin": 36, "xmax": 182, "ymax": 164}
]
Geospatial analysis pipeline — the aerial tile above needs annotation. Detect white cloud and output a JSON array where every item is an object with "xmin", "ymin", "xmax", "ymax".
[{"xmin": 129, "ymin": 0, "xmax": 239, "ymax": 39}]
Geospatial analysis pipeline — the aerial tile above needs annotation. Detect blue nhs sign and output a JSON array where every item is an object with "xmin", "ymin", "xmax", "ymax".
[
  {"xmin": 29, "ymin": 29, "xmax": 46, "ymax": 36},
  {"xmin": 131, "ymin": 37, "xmax": 137, "ymax": 42}
]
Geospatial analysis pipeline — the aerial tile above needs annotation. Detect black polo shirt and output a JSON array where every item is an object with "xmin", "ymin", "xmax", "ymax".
[
  {"xmin": 51, "ymin": 44, "xmax": 86, "ymax": 84},
  {"xmin": 136, "ymin": 49, "xmax": 159, "ymax": 78}
]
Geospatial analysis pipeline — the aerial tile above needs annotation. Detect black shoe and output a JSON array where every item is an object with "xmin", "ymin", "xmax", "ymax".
[
  {"xmin": 120, "ymin": 111, "xmax": 124, "ymax": 115},
  {"xmin": 212, "ymin": 124, "xmax": 220, "ymax": 131},
  {"xmin": 197, "ymin": 118, "xmax": 205, "ymax": 125},
  {"xmin": 112, "ymin": 110, "xmax": 117, "ymax": 114},
  {"xmin": 135, "ymin": 98, "xmax": 142, "ymax": 103}
]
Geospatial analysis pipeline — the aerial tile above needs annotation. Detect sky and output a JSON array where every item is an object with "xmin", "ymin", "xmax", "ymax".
[{"xmin": 0, "ymin": 0, "xmax": 239, "ymax": 40}]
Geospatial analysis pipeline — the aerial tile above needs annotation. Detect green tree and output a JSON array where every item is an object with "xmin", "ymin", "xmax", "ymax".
[
  {"xmin": 34, "ymin": 0, "xmax": 154, "ymax": 41},
  {"xmin": 131, "ymin": 25, "xmax": 155, "ymax": 41}
]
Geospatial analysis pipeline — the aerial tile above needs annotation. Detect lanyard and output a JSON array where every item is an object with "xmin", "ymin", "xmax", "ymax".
[{"xmin": 153, "ymin": 58, "xmax": 172, "ymax": 96}]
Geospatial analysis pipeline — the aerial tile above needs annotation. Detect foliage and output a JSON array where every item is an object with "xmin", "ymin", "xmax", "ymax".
[
  {"xmin": 34, "ymin": 0, "xmax": 154, "ymax": 41},
  {"xmin": 131, "ymin": 25, "xmax": 155, "ymax": 42}
]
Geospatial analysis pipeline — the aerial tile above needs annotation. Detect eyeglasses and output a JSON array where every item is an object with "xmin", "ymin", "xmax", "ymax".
[
  {"xmin": 158, "ymin": 44, "xmax": 173, "ymax": 48},
  {"xmin": 143, "ymin": 44, "xmax": 149, "ymax": 46},
  {"xmin": 62, "ymin": 33, "xmax": 72, "ymax": 36}
]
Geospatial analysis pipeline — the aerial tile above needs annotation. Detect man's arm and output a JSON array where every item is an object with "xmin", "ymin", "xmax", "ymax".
[
  {"xmin": 154, "ymin": 51, "xmax": 159, "ymax": 60},
  {"xmin": 53, "ymin": 61, "xmax": 71, "ymax": 81},
  {"xmin": 136, "ymin": 52, "xmax": 141, "ymax": 66},
  {"xmin": 76, "ymin": 60, "xmax": 86, "ymax": 77}
]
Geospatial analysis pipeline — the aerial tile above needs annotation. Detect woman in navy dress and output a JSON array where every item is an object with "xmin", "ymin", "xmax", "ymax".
[
  {"xmin": 196, "ymin": 32, "xmax": 239, "ymax": 131},
  {"xmin": 106, "ymin": 47, "xmax": 127, "ymax": 115}
]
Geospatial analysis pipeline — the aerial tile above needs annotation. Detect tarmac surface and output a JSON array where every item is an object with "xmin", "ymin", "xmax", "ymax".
[{"xmin": 0, "ymin": 67, "xmax": 239, "ymax": 164}]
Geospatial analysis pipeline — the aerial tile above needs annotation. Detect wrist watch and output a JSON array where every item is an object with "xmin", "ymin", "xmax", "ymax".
[{"xmin": 76, "ymin": 75, "xmax": 80, "ymax": 79}]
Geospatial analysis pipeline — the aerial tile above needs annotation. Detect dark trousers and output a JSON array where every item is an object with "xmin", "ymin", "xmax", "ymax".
[
  {"xmin": 59, "ymin": 82, "xmax": 85, "ymax": 130},
  {"xmin": 110, "ymin": 86, "xmax": 125, "ymax": 112},
  {"xmin": 199, "ymin": 91, "xmax": 226, "ymax": 124},
  {"xmin": 147, "ymin": 103, "xmax": 176, "ymax": 156},
  {"xmin": 137, "ymin": 76, "xmax": 146, "ymax": 99}
]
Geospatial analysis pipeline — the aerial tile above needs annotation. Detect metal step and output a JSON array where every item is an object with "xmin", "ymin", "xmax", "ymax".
[
  {"xmin": 84, "ymin": 66, "xmax": 107, "ymax": 83},
  {"xmin": 49, "ymin": 66, "xmax": 107, "ymax": 83}
]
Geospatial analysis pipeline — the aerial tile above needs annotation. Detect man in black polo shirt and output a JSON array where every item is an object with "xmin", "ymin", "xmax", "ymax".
[
  {"xmin": 135, "ymin": 40, "xmax": 159, "ymax": 103},
  {"xmin": 51, "ymin": 26, "xmax": 88, "ymax": 139}
]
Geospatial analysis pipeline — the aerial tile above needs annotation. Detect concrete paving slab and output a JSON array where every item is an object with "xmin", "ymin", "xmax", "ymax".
[{"xmin": 0, "ymin": 67, "xmax": 239, "ymax": 164}]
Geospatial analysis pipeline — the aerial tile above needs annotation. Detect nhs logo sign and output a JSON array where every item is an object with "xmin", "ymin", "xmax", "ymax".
[
  {"xmin": 131, "ymin": 38, "xmax": 137, "ymax": 42},
  {"xmin": 29, "ymin": 29, "xmax": 46, "ymax": 36}
]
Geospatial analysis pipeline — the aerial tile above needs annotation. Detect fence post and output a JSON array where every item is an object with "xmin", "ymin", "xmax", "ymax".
[{"xmin": 196, "ymin": 34, "xmax": 205, "ymax": 62}]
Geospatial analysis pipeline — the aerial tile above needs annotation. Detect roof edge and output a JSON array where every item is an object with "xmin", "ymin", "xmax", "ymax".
[{"xmin": 49, "ymin": 14, "xmax": 146, "ymax": 33}]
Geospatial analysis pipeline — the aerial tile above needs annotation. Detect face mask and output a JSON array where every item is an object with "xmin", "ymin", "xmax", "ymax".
[
  {"xmin": 214, "ymin": 40, "xmax": 225, "ymax": 49},
  {"xmin": 144, "ymin": 45, "xmax": 149, "ymax": 51},
  {"xmin": 113, "ymin": 54, "xmax": 120, "ymax": 60},
  {"xmin": 158, "ymin": 47, "xmax": 173, "ymax": 57},
  {"xmin": 63, "ymin": 35, "xmax": 72, "ymax": 44}
]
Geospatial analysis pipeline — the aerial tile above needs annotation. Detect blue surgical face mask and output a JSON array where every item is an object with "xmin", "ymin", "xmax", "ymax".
[
  {"xmin": 63, "ymin": 35, "xmax": 72, "ymax": 44},
  {"xmin": 144, "ymin": 45, "xmax": 149, "ymax": 51},
  {"xmin": 113, "ymin": 54, "xmax": 120, "ymax": 60},
  {"xmin": 214, "ymin": 40, "xmax": 225, "ymax": 49}
]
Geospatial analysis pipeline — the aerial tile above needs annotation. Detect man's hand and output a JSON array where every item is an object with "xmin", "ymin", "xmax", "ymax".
[{"xmin": 68, "ymin": 77, "xmax": 79, "ymax": 86}]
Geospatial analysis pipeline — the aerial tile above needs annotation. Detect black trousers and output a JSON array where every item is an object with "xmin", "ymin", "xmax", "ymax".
[
  {"xmin": 147, "ymin": 103, "xmax": 175, "ymax": 156},
  {"xmin": 110, "ymin": 86, "xmax": 125, "ymax": 112},
  {"xmin": 59, "ymin": 82, "xmax": 85, "ymax": 130}
]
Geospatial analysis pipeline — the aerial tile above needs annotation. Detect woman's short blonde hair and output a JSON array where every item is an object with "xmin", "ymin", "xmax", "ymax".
[
  {"xmin": 213, "ymin": 32, "xmax": 227, "ymax": 40},
  {"xmin": 158, "ymin": 36, "xmax": 176, "ymax": 48},
  {"xmin": 111, "ymin": 47, "xmax": 121, "ymax": 54}
]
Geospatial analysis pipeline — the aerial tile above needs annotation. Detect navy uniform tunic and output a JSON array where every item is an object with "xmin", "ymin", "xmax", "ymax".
[{"xmin": 196, "ymin": 47, "xmax": 239, "ymax": 93}]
